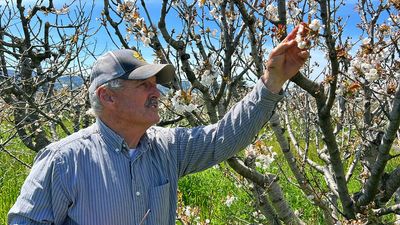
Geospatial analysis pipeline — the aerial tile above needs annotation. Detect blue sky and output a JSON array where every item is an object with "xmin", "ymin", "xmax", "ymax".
[{"xmin": 1, "ymin": 0, "xmax": 389, "ymax": 79}]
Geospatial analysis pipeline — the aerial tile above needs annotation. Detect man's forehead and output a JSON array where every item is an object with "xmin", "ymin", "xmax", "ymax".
[
  {"xmin": 125, "ymin": 76, "xmax": 157, "ymax": 84},
  {"xmin": 139, "ymin": 76, "xmax": 156, "ymax": 82}
]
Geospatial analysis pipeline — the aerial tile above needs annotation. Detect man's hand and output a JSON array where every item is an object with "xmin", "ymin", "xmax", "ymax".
[{"xmin": 262, "ymin": 26, "xmax": 310, "ymax": 93}]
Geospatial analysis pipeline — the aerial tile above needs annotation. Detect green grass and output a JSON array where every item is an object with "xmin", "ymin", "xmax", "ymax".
[
  {"xmin": 178, "ymin": 164, "xmax": 257, "ymax": 224},
  {"xmin": 0, "ymin": 143, "xmax": 35, "ymax": 224}
]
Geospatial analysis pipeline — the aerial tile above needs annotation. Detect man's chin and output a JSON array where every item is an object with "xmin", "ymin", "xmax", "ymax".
[{"xmin": 151, "ymin": 116, "xmax": 160, "ymax": 126}]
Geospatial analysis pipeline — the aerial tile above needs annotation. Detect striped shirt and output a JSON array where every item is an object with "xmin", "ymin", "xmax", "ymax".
[{"xmin": 8, "ymin": 80, "xmax": 283, "ymax": 225}]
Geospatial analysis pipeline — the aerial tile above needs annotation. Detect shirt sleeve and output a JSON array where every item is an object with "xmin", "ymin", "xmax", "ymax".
[
  {"xmin": 175, "ymin": 79, "xmax": 283, "ymax": 177},
  {"xmin": 8, "ymin": 148, "xmax": 71, "ymax": 225}
]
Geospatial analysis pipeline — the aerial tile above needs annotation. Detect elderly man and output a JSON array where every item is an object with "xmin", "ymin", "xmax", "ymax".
[{"xmin": 8, "ymin": 27, "xmax": 308, "ymax": 225}]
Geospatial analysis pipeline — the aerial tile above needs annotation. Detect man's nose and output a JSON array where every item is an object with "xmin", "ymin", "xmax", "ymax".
[{"xmin": 151, "ymin": 85, "xmax": 160, "ymax": 98}]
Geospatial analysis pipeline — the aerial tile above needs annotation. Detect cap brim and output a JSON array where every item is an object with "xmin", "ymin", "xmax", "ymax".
[{"xmin": 126, "ymin": 64, "xmax": 175, "ymax": 84}]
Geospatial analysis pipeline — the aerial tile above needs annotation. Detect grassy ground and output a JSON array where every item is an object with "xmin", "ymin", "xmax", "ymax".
[{"xmin": 0, "ymin": 146, "xmax": 35, "ymax": 224}]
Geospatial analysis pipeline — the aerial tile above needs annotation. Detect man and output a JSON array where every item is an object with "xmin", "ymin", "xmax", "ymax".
[{"xmin": 8, "ymin": 27, "xmax": 308, "ymax": 225}]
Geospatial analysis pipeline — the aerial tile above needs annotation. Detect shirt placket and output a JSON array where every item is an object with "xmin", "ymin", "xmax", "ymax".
[{"xmin": 130, "ymin": 150, "xmax": 147, "ymax": 225}]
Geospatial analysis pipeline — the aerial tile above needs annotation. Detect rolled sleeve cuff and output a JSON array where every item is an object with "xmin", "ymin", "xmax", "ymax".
[{"xmin": 254, "ymin": 79, "xmax": 284, "ymax": 103}]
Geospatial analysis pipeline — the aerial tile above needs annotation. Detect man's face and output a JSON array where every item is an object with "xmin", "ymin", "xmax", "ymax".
[{"xmin": 110, "ymin": 76, "xmax": 161, "ymax": 128}]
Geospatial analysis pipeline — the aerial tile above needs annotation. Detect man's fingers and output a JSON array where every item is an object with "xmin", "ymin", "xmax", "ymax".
[
  {"xmin": 298, "ymin": 50, "xmax": 309, "ymax": 60},
  {"xmin": 270, "ymin": 40, "xmax": 297, "ymax": 57},
  {"xmin": 282, "ymin": 26, "xmax": 299, "ymax": 43}
]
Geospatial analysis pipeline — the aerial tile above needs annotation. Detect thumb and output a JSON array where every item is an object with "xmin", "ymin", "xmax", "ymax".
[{"xmin": 298, "ymin": 50, "xmax": 310, "ymax": 61}]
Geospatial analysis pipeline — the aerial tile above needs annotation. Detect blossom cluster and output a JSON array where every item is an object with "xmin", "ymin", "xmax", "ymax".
[
  {"xmin": 348, "ymin": 39, "xmax": 398, "ymax": 97},
  {"xmin": 224, "ymin": 195, "xmax": 237, "ymax": 207},
  {"xmin": 265, "ymin": 5, "xmax": 279, "ymax": 21},
  {"xmin": 349, "ymin": 49, "xmax": 381, "ymax": 82},
  {"xmin": 245, "ymin": 140, "xmax": 277, "ymax": 170},
  {"xmin": 295, "ymin": 20, "xmax": 322, "ymax": 49},
  {"xmin": 266, "ymin": 0, "xmax": 318, "ymax": 25},
  {"xmin": 199, "ymin": 69, "xmax": 217, "ymax": 87},
  {"xmin": 54, "ymin": 5, "xmax": 70, "ymax": 15},
  {"xmin": 171, "ymin": 90, "xmax": 198, "ymax": 114},
  {"xmin": 196, "ymin": 0, "xmax": 223, "ymax": 8},
  {"xmin": 252, "ymin": 210, "xmax": 267, "ymax": 221},
  {"xmin": 177, "ymin": 203, "xmax": 213, "ymax": 225},
  {"xmin": 116, "ymin": 0, "xmax": 153, "ymax": 47}
]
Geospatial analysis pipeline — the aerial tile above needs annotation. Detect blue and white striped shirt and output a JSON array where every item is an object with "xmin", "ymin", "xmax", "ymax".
[{"xmin": 8, "ymin": 80, "xmax": 283, "ymax": 225}]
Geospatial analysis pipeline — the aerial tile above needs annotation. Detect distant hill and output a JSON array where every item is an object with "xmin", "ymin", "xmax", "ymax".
[{"xmin": 0, "ymin": 69, "xmax": 85, "ymax": 90}]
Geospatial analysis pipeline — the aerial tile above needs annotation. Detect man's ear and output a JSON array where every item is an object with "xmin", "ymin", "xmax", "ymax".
[{"xmin": 97, "ymin": 87, "xmax": 115, "ymax": 105}]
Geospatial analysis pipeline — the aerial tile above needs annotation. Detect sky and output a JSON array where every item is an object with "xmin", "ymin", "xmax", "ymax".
[{"xmin": 0, "ymin": 0, "xmax": 390, "ymax": 80}]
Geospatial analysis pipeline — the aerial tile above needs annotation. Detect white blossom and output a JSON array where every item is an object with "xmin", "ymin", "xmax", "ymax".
[
  {"xmin": 35, "ymin": 128, "xmax": 43, "ymax": 133},
  {"xmin": 172, "ymin": 0, "xmax": 179, "ymax": 7},
  {"xmin": 286, "ymin": 15, "xmax": 295, "ymax": 25},
  {"xmin": 125, "ymin": 34, "xmax": 131, "ymax": 41},
  {"xmin": 297, "ymin": 41, "xmax": 308, "ymax": 49},
  {"xmin": 171, "ymin": 90, "xmax": 198, "ymax": 114},
  {"xmin": 54, "ymin": 5, "xmax": 70, "ymax": 15},
  {"xmin": 307, "ymin": 195, "xmax": 315, "ymax": 201},
  {"xmin": 117, "ymin": 3, "xmax": 123, "ymax": 12},
  {"xmin": 210, "ymin": 0, "xmax": 222, "ymax": 6},
  {"xmin": 266, "ymin": 5, "xmax": 279, "ymax": 21},
  {"xmin": 394, "ymin": 72, "xmax": 400, "ymax": 79},
  {"xmin": 365, "ymin": 68, "xmax": 379, "ymax": 82},
  {"xmin": 135, "ymin": 18, "xmax": 145, "ymax": 27},
  {"xmin": 211, "ymin": 29, "xmax": 218, "ymax": 37},
  {"xmin": 245, "ymin": 145, "xmax": 257, "ymax": 157},
  {"xmin": 309, "ymin": 19, "xmax": 321, "ymax": 32},
  {"xmin": 147, "ymin": 32, "xmax": 155, "ymax": 39},
  {"xmin": 295, "ymin": 33, "xmax": 302, "ymax": 43},
  {"xmin": 198, "ymin": 0, "xmax": 205, "ymax": 8},
  {"xmin": 295, "ymin": 24, "xmax": 308, "ymax": 49},
  {"xmin": 141, "ymin": 36, "xmax": 151, "ymax": 47},
  {"xmin": 255, "ymin": 152, "xmax": 276, "ymax": 170},
  {"xmin": 289, "ymin": 7, "xmax": 301, "ymax": 17},
  {"xmin": 184, "ymin": 206, "xmax": 192, "ymax": 217},
  {"xmin": 362, "ymin": 38, "xmax": 371, "ymax": 45},
  {"xmin": 308, "ymin": 0, "xmax": 318, "ymax": 15},
  {"xmin": 85, "ymin": 109, "xmax": 95, "ymax": 116},
  {"xmin": 298, "ymin": 23, "xmax": 305, "ymax": 33},
  {"xmin": 225, "ymin": 195, "xmax": 237, "ymax": 207},
  {"xmin": 360, "ymin": 63, "xmax": 371, "ymax": 72},
  {"xmin": 210, "ymin": 7, "xmax": 218, "ymax": 19},
  {"xmin": 200, "ymin": 70, "xmax": 216, "ymax": 86}
]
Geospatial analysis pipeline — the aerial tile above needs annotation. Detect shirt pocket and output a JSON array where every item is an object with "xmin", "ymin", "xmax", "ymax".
[{"xmin": 147, "ymin": 180, "xmax": 170, "ymax": 225}]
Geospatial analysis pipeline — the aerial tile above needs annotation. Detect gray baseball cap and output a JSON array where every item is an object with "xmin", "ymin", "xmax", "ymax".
[{"xmin": 89, "ymin": 49, "xmax": 175, "ymax": 94}]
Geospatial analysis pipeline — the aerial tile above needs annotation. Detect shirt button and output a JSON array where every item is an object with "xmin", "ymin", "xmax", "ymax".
[{"xmin": 136, "ymin": 191, "xmax": 141, "ymax": 196}]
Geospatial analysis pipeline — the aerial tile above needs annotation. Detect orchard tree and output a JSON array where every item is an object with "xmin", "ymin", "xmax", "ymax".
[
  {"xmin": 101, "ymin": 0, "xmax": 400, "ymax": 224},
  {"xmin": 0, "ymin": 0, "xmax": 97, "ymax": 163}
]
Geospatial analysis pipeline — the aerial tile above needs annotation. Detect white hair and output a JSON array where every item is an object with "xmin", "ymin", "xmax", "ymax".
[{"xmin": 88, "ymin": 79, "xmax": 124, "ymax": 116}]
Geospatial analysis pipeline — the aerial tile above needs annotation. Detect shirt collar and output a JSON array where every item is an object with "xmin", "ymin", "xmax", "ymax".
[{"xmin": 95, "ymin": 118, "xmax": 151, "ymax": 154}]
